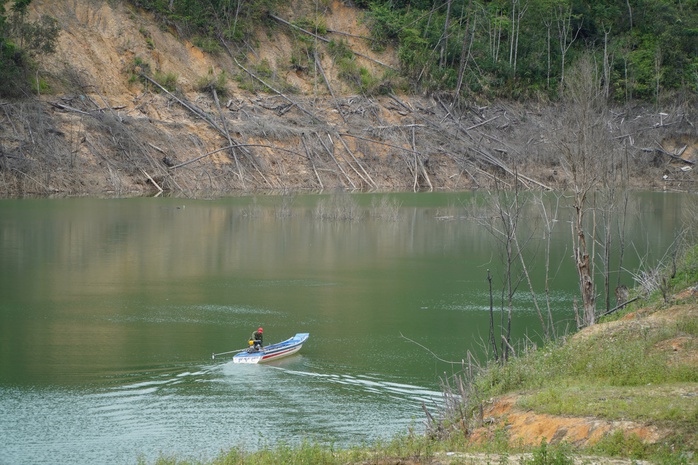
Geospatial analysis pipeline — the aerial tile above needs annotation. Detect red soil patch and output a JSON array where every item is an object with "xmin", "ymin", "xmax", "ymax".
[{"xmin": 467, "ymin": 394, "xmax": 669, "ymax": 448}]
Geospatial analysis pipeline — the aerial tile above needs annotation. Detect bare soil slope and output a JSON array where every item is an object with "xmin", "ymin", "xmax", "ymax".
[{"xmin": 0, "ymin": 0, "xmax": 694, "ymax": 195}]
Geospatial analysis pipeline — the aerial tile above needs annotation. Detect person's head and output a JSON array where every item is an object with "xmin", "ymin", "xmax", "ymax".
[{"xmin": 258, "ymin": 327, "xmax": 263, "ymax": 333}]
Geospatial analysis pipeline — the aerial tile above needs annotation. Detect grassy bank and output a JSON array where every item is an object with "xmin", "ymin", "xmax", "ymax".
[{"xmin": 145, "ymin": 245, "xmax": 698, "ymax": 465}]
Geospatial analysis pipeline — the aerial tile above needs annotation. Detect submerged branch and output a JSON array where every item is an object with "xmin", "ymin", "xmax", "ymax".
[{"xmin": 399, "ymin": 332, "xmax": 460, "ymax": 365}]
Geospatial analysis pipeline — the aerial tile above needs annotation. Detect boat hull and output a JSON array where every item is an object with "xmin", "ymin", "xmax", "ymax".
[{"xmin": 233, "ymin": 333, "xmax": 309, "ymax": 364}]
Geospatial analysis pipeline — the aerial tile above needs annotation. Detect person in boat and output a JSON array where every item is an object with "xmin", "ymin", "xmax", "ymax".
[{"xmin": 250, "ymin": 327, "xmax": 264, "ymax": 351}]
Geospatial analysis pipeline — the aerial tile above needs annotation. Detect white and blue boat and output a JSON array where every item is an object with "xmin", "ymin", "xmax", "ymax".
[{"xmin": 233, "ymin": 333, "xmax": 309, "ymax": 364}]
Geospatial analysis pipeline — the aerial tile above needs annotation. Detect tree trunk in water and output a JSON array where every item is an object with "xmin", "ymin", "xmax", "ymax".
[
  {"xmin": 487, "ymin": 269, "xmax": 499, "ymax": 362},
  {"xmin": 575, "ymin": 202, "xmax": 596, "ymax": 326}
]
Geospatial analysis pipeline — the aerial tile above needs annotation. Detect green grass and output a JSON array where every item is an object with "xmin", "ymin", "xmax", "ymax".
[
  {"xmin": 196, "ymin": 69, "xmax": 228, "ymax": 97},
  {"xmin": 518, "ymin": 383, "xmax": 698, "ymax": 425},
  {"xmin": 140, "ymin": 439, "xmax": 379, "ymax": 465},
  {"xmin": 455, "ymin": 245, "xmax": 698, "ymax": 462},
  {"xmin": 521, "ymin": 441, "xmax": 574, "ymax": 465},
  {"xmin": 153, "ymin": 71, "xmax": 179, "ymax": 92}
]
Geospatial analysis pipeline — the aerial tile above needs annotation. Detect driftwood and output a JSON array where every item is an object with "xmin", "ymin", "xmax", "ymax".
[
  {"xmin": 339, "ymin": 132, "xmax": 424, "ymax": 156},
  {"xmin": 50, "ymin": 102, "xmax": 91, "ymax": 115},
  {"xmin": 327, "ymin": 29, "xmax": 374, "ymax": 41},
  {"xmin": 213, "ymin": 86, "xmax": 276, "ymax": 189},
  {"xmin": 314, "ymin": 51, "xmax": 346, "ymax": 123},
  {"xmin": 598, "ymin": 295, "xmax": 643, "ymax": 318},
  {"xmin": 466, "ymin": 115, "xmax": 500, "ymax": 131},
  {"xmin": 372, "ymin": 124, "xmax": 426, "ymax": 130},
  {"xmin": 301, "ymin": 134, "xmax": 323, "ymax": 189},
  {"xmin": 335, "ymin": 133, "xmax": 377, "ymax": 189},
  {"xmin": 53, "ymin": 90, "xmax": 176, "ymax": 192},
  {"xmin": 326, "ymin": 132, "xmax": 372, "ymax": 188},
  {"xmin": 141, "ymin": 72, "xmax": 276, "ymax": 188},
  {"xmin": 170, "ymin": 143, "xmax": 304, "ymax": 170},
  {"xmin": 433, "ymin": 96, "xmax": 552, "ymax": 190},
  {"xmin": 219, "ymin": 38, "xmax": 320, "ymax": 122},
  {"xmin": 412, "ymin": 125, "xmax": 433, "ymax": 192},
  {"xmin": 232, "ymin": 55, "xmax": 321, "ymax": 122},
  {"xmin": 148, "ymin": 143, "xmax": 167, "ymax": 154},
  {"xmin": 141, "ymin": 168, "xmax": 163, "ymax": 195},
  {"xmin": 478, "ymin": 146, "xmax": 552, "ymax": 190},
  {"xmin": 140, "ymin": 73, "xmax": 224, "ymax": 134},
  {"xmin": 389, "ymin": 93, "xmax": 414, "ymax": 113},
  {"xmin": 91, "ymin": 87, "xmax": 125, "ymax": 123},
  {"xmin": 340, "ymin": 131, "xmax": 435, "ymax": 185},
  {"xmin": 317, "ymin": 133, "xmax": 356, "ymax": 188},
  {"xmin": 212, "ymin": 87, "xmax": 245, "ymax": 186},
  {"xmin": 650, "ymin": 141, "xmax": 696, "ymax": 165},
  {"xmin": 1, "ymin": 105, "xmax": 18, "ymax": 135},
  {"xmin": 436, "ymin": 96, "xmax": 475, "ymax": 142},
  {"xmin": 501, "ymin": 335, "xmax": 516, "ymax": 358}
]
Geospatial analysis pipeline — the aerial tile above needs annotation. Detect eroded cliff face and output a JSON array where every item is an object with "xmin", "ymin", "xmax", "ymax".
[{"xmin": 1, "ymin": 0, "xmax": 695, "ymax": 196}]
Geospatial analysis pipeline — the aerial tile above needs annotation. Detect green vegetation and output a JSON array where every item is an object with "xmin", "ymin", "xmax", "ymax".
[
  {"xmin": 153, "ymin": 70, "xmax": 179, "ymax": 92},
  {"xmin": 128, "ymin": 0, "xmax": 275, "ymax": 44},
  {"xmin": 447, "ymin": 243, "xmax": 698, "ymax": 462},
  {"xmin": 125, "ymin": 0, "xmax": 697, "ymax": 103},
  {"xmin": 139, "ymin": 436, "xmax": 434, "ymax": 465},
  {"xmin": 474, "ymin": 307, "xmax": 698, "ymax": 395},
  {"xmin": 196, "ymin": 68, "xmax": 229, "ymax": 97},
  {"xmin": 364, "ymin": 0, "xmax": 698, "ymax": 102},
  {"xmin": 235, "ymin": 58, "xmax": 292, "ymax": 93},
  {"xmin": 0, "ymin": 0, "xmax": 60, "ymax": 97},
  {"xmin": 2, "ymin": 0, "xmax": 696, "ymax": 101},
  {"xmin": 521, "ymin": 440, "xmax": 574, "ymax": 465}
]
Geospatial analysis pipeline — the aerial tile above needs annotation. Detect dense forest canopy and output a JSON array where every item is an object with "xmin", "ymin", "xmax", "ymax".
[
  {"xmin": 0, "ymin": 0, "xmax": 59, "ymax": 96},
  {"xmin": 126, "ymin": 0, "xmax": 698, "ymax": 103},
  {"xmin": 0, "ymin": 0, "xmax": 695, "ymax": 101}
]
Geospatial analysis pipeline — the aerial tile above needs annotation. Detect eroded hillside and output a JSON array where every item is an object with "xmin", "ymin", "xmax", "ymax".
[{"xmin": 0, "ymin": 0, "xmax": 696, "ymax": 196}]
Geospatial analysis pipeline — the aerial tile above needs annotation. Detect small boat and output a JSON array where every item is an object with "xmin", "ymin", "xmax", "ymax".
[{"xmin": 233, "ymin": 333, "xmax": 309, "ymax": 364}]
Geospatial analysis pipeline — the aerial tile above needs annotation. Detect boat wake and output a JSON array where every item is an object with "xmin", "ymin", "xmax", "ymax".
[
  {"xmin": 269, "ymin": 365, "xmax": 442, "ymax": 406},
  {"xmin": 2, "ymin": 360, "xmax": 441, "ymax": 465}
]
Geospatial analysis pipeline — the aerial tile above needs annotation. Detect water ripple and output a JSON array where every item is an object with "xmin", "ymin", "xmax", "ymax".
[{"xmin": 1, "ymin": 361, "xmax": 438, "ymax": 465}]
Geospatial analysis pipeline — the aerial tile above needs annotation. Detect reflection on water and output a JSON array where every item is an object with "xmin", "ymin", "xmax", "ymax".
[{"xmin": 1, "ymin": 359, "xmax": 441, "ymax": 465}]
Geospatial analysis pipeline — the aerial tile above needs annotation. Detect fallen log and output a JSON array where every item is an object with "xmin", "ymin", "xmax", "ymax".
[
  {"xmin": 212, "ymin": 87, "xmax": 245, "ymax": 186},
  {"xmin": 231, "ymin": 55, "xmax": 321, "ymax": 122},
  {"xmin": 315, "ymin": 51, "xmax": 346, "ymax": 123},
  {"xmin": 170, "ymin": 143, "xmax": 304, "ymax": 170},
  {"xmin": 336, "ymin": 133, "xmax": 378, "ymax": 189},
  {"xmin": 317, "ymin": 132, "xmax": 356, "ymax": 189},
  {"xmin": 301, "ymin": 133, "xmax": 324, "ymax": 189},
  {"xmin": 269, "ymin": 13, "xmax": 398, "ymax": 71}
]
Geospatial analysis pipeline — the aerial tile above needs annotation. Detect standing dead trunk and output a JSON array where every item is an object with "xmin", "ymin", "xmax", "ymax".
[
  {"xmin": 556, "ymin": 4, "xmax": 580, "ymax": 92},
  {"xmin": 454, "ymin": 0, "xmax": 474, "ymax": 100},
  {"xmin": 487, "ymin": 269, "xmax": 499, "ymax": 361},
  {"xmin": 440, "ymin": 0, "xmax": 452, "ymax": 68},
  {"xmin": 574, "ymin": 196, "xmax": 596, "ymax": 326}
]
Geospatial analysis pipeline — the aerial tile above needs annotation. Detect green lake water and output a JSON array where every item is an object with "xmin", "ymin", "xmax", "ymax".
[{"xmin": 0, "ymin": 192, "xmax": 689, "ymax": 464}]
